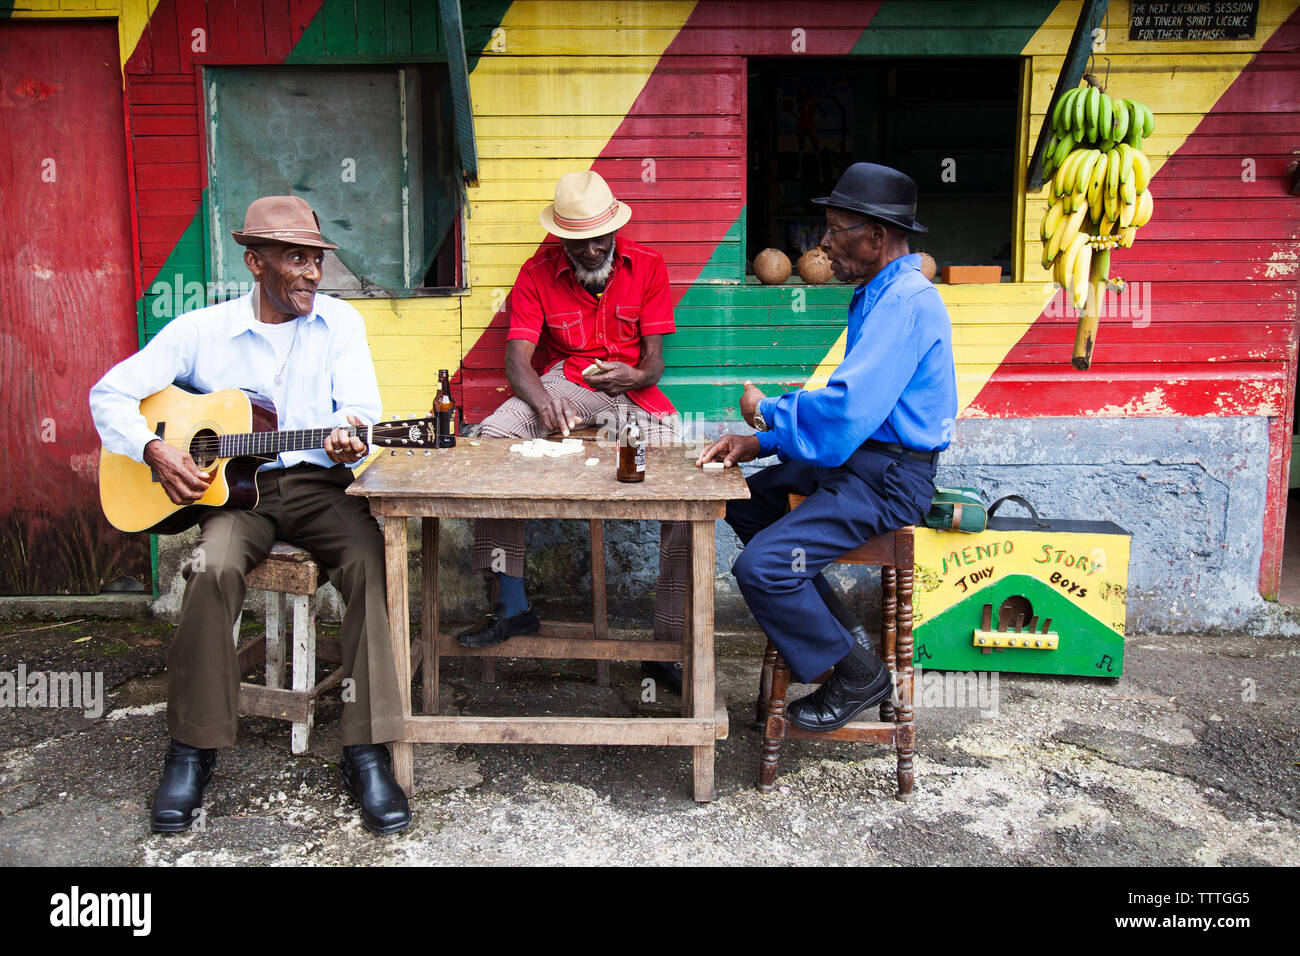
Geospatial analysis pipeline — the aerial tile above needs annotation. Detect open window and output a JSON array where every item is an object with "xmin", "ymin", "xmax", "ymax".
[
  {"xmin": 746, "ymin": 58, "xmax": 1021, "ymax": 278},
  {"xmin": 205, "ymin": 64, "xmax": 464, "ymax": 296}
]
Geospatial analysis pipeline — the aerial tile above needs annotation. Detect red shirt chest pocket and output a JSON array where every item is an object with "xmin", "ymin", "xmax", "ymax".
[
  {"xmin": 544, "ymin": 311, "xmax": 587, "ymax": 351},
  {"xmin": 612, "ymin": 305, "xmax": 640, "ymax": 343}
]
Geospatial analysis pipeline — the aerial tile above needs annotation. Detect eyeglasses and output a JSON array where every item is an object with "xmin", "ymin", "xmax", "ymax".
[{"xmin": 823, "ymin": 221, "xmax": 869, "ymax": 238}]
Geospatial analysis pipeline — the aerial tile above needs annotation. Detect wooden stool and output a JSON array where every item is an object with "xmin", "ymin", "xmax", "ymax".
[
  {"xmin": 232, "ymin": 543, "xmax": 341, "ymax": 754},
  {"xmin": 754, "ymin": 499, "xmax": 916, "ymax": 799}
]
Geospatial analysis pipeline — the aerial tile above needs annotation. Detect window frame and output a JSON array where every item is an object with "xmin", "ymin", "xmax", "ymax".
[
  {"xmin": 196, "ymin": 55, "xmax": 472, "ymax": 300},
  {"xmin": 742, "ymin": 55, "xmax": 1025, "ymax": 283}
]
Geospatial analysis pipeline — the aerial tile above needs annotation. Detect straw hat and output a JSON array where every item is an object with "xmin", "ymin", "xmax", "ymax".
[
  {"xmin": 539, "ymin": 171, "xmax": 632, "ymax": 239},
  {"xmin": 231, "ymin": 195, "xmax": 339, "ymax": 249}
]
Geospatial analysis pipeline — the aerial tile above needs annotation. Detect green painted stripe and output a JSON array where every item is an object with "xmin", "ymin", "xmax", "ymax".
[
  {"xmin": 288, "ymin": 0, "xmax": 509, "ymax": 61},
  {"xmin": 323, "ymin": 0, "xmax": 357, "ymax": 55},
  {"xmin": 413, "ymin": 0, "xmax": 443, "ymax": 55},
  {"xmin": 356, "ymin": 1, "xmax": 388, "ymax": 55},
  {"xmin": 852, "ymin": 1, "xmax": 1059, "ymax": 56},
  {"xmin": 386, "ymin": 0, "xmax": 414, "ymax": 56},
  {"xmin": 292, "ymin": 11, "xmax": 327, "ymax": 58},
  {"xmin": 662, "ymin": 215, "xmax": 851, "ymax": 419},
  {"xmin": 140, "ymin": 198, "xmax": 209, "ymax": 342},
  {"xmin": 462, "ymin": 1, "xmax": 514, "ymax": 73}
]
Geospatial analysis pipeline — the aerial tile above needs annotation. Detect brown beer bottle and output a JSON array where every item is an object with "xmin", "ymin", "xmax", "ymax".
[
  {"xmin": 434, "ymin": 369, "xmax": 456, "ymax": 448},
  {"xmin": 617, "ymin": 420, "xmax": 646, "ymax": 482}
]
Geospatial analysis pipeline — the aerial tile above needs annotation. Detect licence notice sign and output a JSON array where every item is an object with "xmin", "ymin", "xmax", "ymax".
[{"xmin": 1129, "ymin": 1, "xmax": 1258, "ymax": 41}]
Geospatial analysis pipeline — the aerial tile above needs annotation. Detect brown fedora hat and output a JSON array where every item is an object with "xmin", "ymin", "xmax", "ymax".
[{"xmin": 231, "ymin": 195, "xmax": 339, "ymax": 249}]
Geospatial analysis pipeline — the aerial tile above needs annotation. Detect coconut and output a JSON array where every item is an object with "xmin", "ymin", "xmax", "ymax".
[
  {"xmin": 753, "ymin": 248, "xmax": 792, "ymax": 285},
  {"xmin": 796, "ymin": 248, "xmax": 834, "ymax": 284},
  {"xmin": 919, "ymin": 252, "xmax": 938, "ymax": 281}
]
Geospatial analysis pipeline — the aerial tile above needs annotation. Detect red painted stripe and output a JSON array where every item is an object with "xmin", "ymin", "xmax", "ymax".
[
  {"xmin": 970, "ymin": 5, "xmax": 1300, "ymax": 422},
  {"xmin": 456, "ymin": 1, "xmax": 881, "ymax": 419},
  {"xmin": 966, "ymin": 365, "xmax": 1288, "ymax": 418},
  {"xmin": 123, "ymin": 0, "xmax": 328, "ymax": 294}
]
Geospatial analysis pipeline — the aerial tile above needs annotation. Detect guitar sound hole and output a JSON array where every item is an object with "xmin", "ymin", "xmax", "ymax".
[{"xmin": 189, "ymin": 429, "xmax": 219, "ymax": 469}]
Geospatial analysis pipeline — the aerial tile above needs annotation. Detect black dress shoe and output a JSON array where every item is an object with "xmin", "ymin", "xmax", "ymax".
[
  {"xmin": 341, "ymin": 744, "xmax": 411, "ymax": 835},
  {"xmin": 786, "ymin": 664, "xmax": 894, "ymax": 732},
  {"xmin": 151, "ymin": 739, "xmax": 216, "ymax": 833},
  {"xmin": 641, "ymin": 660, "xmax": 683, "ymax": 695},
  {"xmin": 456, "ymin": 602, "xmax": 540, "ymax": 648}
]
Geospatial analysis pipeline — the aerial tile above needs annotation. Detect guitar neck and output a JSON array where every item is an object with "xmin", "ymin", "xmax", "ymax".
[{"xmin": 217, "ymin": 425, "xmax": 364, "ymax": 459}]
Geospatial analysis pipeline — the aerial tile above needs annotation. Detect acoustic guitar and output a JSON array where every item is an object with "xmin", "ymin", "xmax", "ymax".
[{"xmin": 100, "ymin": 384, "xmax": 438, "ymax": 534}]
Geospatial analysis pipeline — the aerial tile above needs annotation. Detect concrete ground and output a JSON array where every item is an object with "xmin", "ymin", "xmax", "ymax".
[{"xmin": 0, "ymin": 615, "xmax": 1297, "ymax": 866}]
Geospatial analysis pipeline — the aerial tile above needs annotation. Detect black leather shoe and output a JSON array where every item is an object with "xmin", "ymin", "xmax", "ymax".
[
  {"xmin": 151, "ymin": 739, "xmax": 216, "ymax": 833},
  {"xmin": 786, "ymin": 664, "xmax": 894, "ymax": 732},
  {"xmin": 456, "ymin": 602, "xmax": 540, "ymax": 648},
  {"xmin": 640, "ymin": 660, "xmax": 683, "ymax": 695},
  {"xmin": 341, "ymin": 744, "xmax": 411, "ymax": 835}
]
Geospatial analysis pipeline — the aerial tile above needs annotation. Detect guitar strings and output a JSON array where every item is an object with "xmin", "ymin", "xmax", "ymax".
[{"xmin": 149, "ymin": 422, "xmax": 434, "ymax": 455}]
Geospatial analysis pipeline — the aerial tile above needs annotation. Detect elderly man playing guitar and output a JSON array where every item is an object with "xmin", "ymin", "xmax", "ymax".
[{"xmin": 90, "ymin": 196, "xmax": 410, "ymax": 835}]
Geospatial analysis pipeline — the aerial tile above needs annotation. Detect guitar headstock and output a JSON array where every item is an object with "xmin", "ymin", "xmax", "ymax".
[{"xmin": 369, "ymin": 418, "xmax": 439, "ymax": 449}]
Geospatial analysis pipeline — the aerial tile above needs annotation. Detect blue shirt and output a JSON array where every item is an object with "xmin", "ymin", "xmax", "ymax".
[
  {"xmin": 89, "ymin": 291, "xmax": 382, "ymax": 470},
  {"xmin": 755, "ymin": 253, "xmax": 957, "ymax": 467}
]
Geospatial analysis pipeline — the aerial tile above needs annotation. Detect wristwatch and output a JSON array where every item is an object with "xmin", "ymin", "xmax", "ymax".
[{"xmin": 753, "ymin": 407, "xmax": 770, "ymax": 431}]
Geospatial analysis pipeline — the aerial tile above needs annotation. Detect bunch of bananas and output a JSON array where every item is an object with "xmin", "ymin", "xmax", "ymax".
[
  {"xmin": 1042, "ymin": 86, "xmax": 1155, "ymax": 181},
  {"xmin": 1038, "ymin": 83, "xmax": 1156, "ymax": 312},
  {"xmin": 1040, "ymin": 142, "xmax": 1155, "ymax": 307}
]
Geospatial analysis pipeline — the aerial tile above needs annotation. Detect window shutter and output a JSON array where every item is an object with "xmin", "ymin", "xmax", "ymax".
[{"xmin": 440, "ymin": 0, "xmax": 480, "ymax": 188}]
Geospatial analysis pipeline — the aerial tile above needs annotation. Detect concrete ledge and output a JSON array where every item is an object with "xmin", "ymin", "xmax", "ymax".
[{"xmin": 0, "ymin": 594, "xmax": 154, "ymax": 623}]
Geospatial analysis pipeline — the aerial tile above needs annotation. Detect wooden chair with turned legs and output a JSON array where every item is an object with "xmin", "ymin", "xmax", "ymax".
[{"xmin": 754, "ymin": 496, "xmax": 916, "ymax": 799}]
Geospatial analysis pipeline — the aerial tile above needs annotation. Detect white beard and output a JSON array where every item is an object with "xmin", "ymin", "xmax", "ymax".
[{"xmin": 567, "ymin": 241, "xmax": 616, "ymax": 293}]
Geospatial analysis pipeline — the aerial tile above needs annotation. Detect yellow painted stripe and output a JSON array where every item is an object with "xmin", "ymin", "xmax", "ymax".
[
  {"xmin": 461, "ymin": 0, "xmax": 697, "ymax": 371},
  {"xmin": 803, "ymin": 284, "xmax": 1059, "ymax": 414},
  {"xmin": 10, "ymin": 0, "xmax": 160, "ymax": 79},
  {"xmin": 805, "ymin": 0, "xmax": 1294, "ymax": 415},
  {"xmin": 485, "ymin": 1, "xmax": 697, "ymax": 56},
  {"xmin": 353, "ymin": 298, "xmax": 463, "ymax": 420}
]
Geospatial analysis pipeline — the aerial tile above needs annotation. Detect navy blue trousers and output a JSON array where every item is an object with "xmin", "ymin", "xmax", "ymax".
[{"xmin": 725, "ymin": 447, "xmax": 936, "ymax": 682}]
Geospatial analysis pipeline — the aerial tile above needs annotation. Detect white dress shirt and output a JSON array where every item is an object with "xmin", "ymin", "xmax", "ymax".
[{"xmin": 89, "ymin": 290, "xmax": 382, "ymax": 470}]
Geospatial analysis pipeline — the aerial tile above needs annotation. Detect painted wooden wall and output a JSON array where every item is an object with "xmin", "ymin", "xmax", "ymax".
[
  {"xmin": 4, "ymin": 0, "xmax": 1298, "ymax": 592},
  {"xmin": 0, "ymin": 17, "xmax": 152, "ymax": 593}
]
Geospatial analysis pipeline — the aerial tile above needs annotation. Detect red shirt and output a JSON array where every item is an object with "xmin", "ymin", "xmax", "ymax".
[{"xmin": 505, "ymin": 237, "xmax": 677, "ymax": 419}]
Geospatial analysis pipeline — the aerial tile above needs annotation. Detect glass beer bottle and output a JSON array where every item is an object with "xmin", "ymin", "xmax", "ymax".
[
  {"xmin": 617, "ymin": 419, "xmax": 646, "ymax": 483},
  {"xmin": 434, "ymin": 368, "xmax": 456, "ymax": 448}
]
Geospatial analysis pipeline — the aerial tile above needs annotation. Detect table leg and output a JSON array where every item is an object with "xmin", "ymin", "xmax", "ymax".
[
  {"xmin": 590, "ymin": 519, "xmax": 610, "ymax": 688},
  {"xmin": 681, "ymin": 533, "xmax": 694, "ymax": 716},
  {"xmin": 421, "ymin": 518, "xmax": 440, "ymax": 713},
  {"xmin": 690, "ymin": 519, "xmax": 715, "ymax": 802},
  {"xmin": 383, "ymin": 514, "xmax": 414, "ymax": 795}
]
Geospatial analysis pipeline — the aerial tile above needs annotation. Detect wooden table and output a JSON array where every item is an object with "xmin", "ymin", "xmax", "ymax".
[{"xmin": 347, "ymin": 438, "xmax": 749, "ymax": 802}]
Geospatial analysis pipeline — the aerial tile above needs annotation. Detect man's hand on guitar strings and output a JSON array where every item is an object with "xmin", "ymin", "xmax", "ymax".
[
  {"xmin": 325, "ymin": 415, "xmax": 370, "ymax": 465},
  {"xmin": 143, "ymin": 439, "xmax": 213, "ymax": 505}
]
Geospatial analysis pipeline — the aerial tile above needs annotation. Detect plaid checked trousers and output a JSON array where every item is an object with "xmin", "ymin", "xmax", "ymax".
[{"xmin": 471, "ymin": 363, "xmax": 688, "ymax": 642}]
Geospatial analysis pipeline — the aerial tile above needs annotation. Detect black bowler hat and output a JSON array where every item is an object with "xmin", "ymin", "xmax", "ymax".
[{"xmin": 813, "ymin": 162, "xmax": 928, "ymax": 234}]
